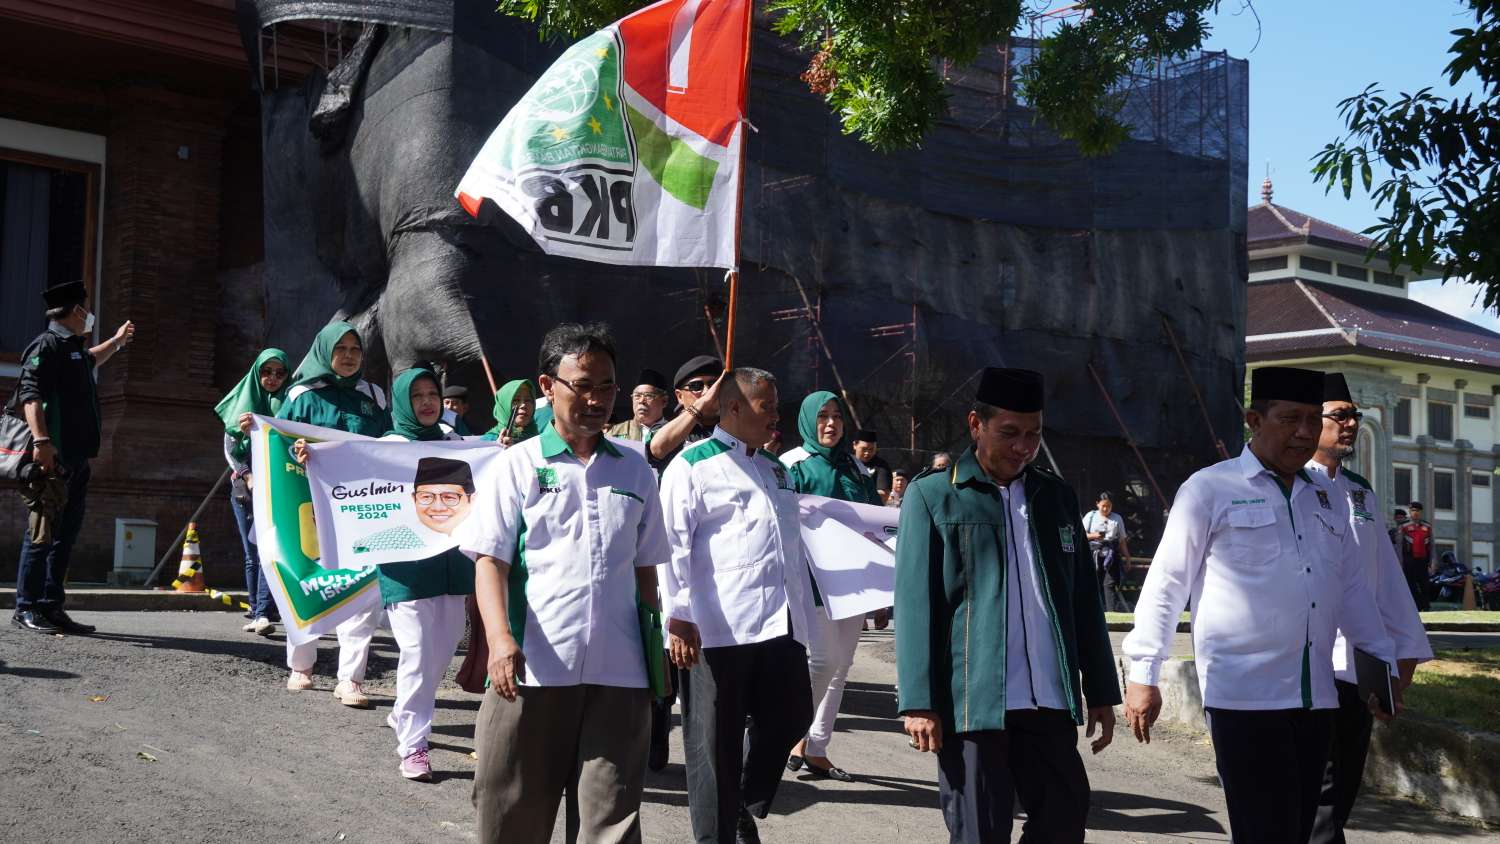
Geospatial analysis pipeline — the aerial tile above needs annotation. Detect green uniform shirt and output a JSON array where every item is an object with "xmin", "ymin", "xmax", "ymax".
[{"xmin": 895, "ymin": 447, "xmax": 1121, "ymax": 735}]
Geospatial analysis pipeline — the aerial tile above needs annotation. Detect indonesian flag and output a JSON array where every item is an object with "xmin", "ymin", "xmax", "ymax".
[{"xmin": 456, "ymin": 0, "xmax": 751, "ymax": 270}]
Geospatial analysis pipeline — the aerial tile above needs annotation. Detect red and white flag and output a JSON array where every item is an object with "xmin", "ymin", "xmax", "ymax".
[{"xmin": 457, "ymin": 0, "xmax": 750, "ymax": 269}]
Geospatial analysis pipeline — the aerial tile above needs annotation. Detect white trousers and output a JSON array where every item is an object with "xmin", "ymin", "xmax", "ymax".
[
  {"xmin": 387, "ymin": 594, "xmax": 468, "ymax": 757},
  {"xmin": 804, "ymin": 611, "xmax": 865, "ymax": 756},
  {"xmin": 285, "ymin": 605, "xmax": 380, "ymax": 682}
]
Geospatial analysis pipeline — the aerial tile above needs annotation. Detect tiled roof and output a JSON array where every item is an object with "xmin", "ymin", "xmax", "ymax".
[
  {"xmin": 1246, "ymin": 279, "xmax": 1500, "ymax": 370},
  {"xmin": 1247, "ymin": 202, "xmax": 1374, "ymax": 252}
]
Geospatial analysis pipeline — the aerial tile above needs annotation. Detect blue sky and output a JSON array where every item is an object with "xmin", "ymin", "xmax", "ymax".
[{"xmin": 1200, "ymin": 0, "xmax": 1496, "ymax": 329}]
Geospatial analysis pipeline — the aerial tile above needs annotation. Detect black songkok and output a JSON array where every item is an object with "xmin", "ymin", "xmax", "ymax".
[
  {"xmin": 1322, "ymin": 372, "xmax": 1354, "ymax": 404},
  {"xmin": 43, "ymin": 280, "xmax": 87, "ymax": 309},
  {"xmin": 413, "ymin": 456, "xmax": 475, "ymax": 494},
  {"xmin": 976, "ymin": 367, "xmax": 1044, "ymax": 413},
  {"xmin": 1251, "ymin": 366, "xmax": 1324, "ymax": 406}
]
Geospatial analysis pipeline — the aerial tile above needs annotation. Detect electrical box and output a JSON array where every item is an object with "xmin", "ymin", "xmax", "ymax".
[{"xmin": 110, "ymin": 518, "xmax": 157, "ymax": 586}]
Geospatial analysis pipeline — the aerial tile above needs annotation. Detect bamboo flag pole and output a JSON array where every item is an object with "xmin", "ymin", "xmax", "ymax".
[{"xmin": 721, "ymin": 0, "xmax": 754, "ymax": 370}]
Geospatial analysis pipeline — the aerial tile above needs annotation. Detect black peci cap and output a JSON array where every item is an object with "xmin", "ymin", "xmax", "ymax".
[
  {"xmin": 42, "ymin": 280, "xmax": 87, "ymax": 310},
  {"xmin": 413, "ymin": 457, "xmax": 475, "ymax": 494},
  {"xmin": 976, "ymin": 367, "xmax": 1044, "ymax": 413},
  {"xmin": 1251, "ymin": 366, "xmax": 1324, "ymax": 406},
  {"xmin": 853, "ymin": 429, "xmax": 877, "ymax": 443},
  {"xmin": 442, "ymin": 385, "xmax": 469, "ymax": 400},
  {"xmin": 637, "ymin": 368, "xmax": 671, "ymax": 392},
  {"xmin": 1322, "ymin": 372, "xmax": 1354, "ymax": 404}
]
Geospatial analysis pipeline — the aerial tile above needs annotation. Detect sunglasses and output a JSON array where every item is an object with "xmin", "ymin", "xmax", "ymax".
[
  {"xmin": 1321, "ymin": 410, "xmax": 1364, "ymax": 424},
  {"xmin": 680, "ymin": 380, "xmax": 710, "ymax": 394}
]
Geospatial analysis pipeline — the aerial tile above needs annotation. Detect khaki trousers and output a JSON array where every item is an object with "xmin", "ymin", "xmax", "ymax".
[{"xmin": 473, "ymin": 683, "xmax": 651, "ymax": 844}]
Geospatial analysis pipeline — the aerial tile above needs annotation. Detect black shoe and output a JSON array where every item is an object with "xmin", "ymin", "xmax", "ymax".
[
  {"xmin": 785, "ymin": 754, "xmax": 805, "ymax": 772},
  {"xmin": 805, "ymin": 761, "xmax": 855, "ymax": 782},
  {"xmin": 42, "ymin": 608, "xmax": 95, "ymax": 635},
  {"xmin": 11, "ymin": 610, "xmax": 62, "ymax": 634},
  {"xmin": 647, "ymin": 699, "xmax": 670, "ymax": 772},
  {"xmin": 735, "ymin": 807, "xmax": 761, "ymax": 844}
]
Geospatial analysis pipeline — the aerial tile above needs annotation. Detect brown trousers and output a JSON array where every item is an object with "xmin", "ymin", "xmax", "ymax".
[{"xmin": 473, "ymin": 683, "xmax": 651, "ymax": 844}]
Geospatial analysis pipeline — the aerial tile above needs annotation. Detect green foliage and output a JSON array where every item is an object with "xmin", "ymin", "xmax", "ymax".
[
  {"xmin": 1312, "ymin": 0, "xmax": 1500, "ymax": 310},
  {"xmin": 495, "ymin": 0, "xmax": 1221, "ymax": 155},
  {"xmin": 1017, "ymin": 0, "xmax": 1217, "ymax": 156}
]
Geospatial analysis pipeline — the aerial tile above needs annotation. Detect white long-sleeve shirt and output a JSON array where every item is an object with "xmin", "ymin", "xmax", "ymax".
[
  {"xmin": 1304, "ymin": 460, "xmax": 1433, "ymax": 683},
  {"xmin": 1123, "ymin": 446, "xmax": 1396, "ymax": 710},
  {"xmin": 659, "ymin": 427, "xmax": 815, "ymax": 649}
]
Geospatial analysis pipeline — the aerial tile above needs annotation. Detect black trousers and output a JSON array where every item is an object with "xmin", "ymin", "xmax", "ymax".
[
  {"xmin": 1092, "ymin": 545, "xmax": 1131, "ymax": 613},
  {"xmin": 14, "ymin": 460, "xmax": 91, "ymax": 611},
  {"xmin": 1309, "ymin": 681, "xmax": 1374, "ymax": 844},
  {"xmin": 680, "ymin": 634, "xmax": 813, "ymax": 844},
  {"xmin": 1402, "ymin": 561, "xmax": 1431, "ymax": 611},
  {"xmin": 936, "ymin": 709, "xmax": 1090, "ymax": 844},
  {"xmin": 1206, "ymin": 707, "xmax": 1334, "ymax": 844}
]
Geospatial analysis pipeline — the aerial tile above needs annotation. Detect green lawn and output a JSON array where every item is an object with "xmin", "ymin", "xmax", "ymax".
[
  {"xmin": 1104, "ymin": 611, "xmax": 1495, "ymax": 625},
  {"xmin": 1403, "ymin": 649, "xmax": 1500, "ymax": 734}
]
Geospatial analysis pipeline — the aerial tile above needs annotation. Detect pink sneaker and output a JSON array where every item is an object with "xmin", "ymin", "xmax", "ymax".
[{"xmin": 400, "ymin": 747, "xmax": 432, "ymax": 781}]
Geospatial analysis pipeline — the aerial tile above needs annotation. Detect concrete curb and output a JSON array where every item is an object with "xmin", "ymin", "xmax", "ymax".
[
  {"xmin": 1105, "ymin": 621, "xmax": 1500, "ymax": 633},
  {"xmin": 0, "ymin": 588, "xmax": 247, "ymax": 613},
  {"xmin": 1143, "ymin": 656, "xmax": 1500, "ymax": 823}
]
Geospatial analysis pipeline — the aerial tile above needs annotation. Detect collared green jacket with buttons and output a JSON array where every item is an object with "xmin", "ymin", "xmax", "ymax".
[{"xmin": 895, "ymin": 447, "xmax": 1121, "ymax": 735}]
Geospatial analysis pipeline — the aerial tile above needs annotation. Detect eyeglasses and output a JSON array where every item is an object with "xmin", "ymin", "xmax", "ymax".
[
  {"xmin": 680, "ymin": 380, "xmax": 710, "ymax": 394},
  {"xmin": 260, "ymin": 367, "xmax": 288, "ymax": 379},
  {"xmin": 414, "ymin": 491, "xmax": 466, "ymax": 506},
  {"xmin": 631, "ymin": 390, "xmax": 665, "ymax": 402},
  {"xmin": 1321, "ymin": 410, "xmax": 1364, "ymax": 424},
  {"xmin": 551, "ymin": 377, "xmax": 619, "ymax": 401}
]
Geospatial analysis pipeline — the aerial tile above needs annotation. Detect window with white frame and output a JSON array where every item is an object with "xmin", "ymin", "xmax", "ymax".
[
  {"xmin": 1433, "ymin": 469, "xmax": 1456, "ymax": 512},
  {"xmin": 1393, "ymin": 398, "xmax": 1413, "ymax": 438}
]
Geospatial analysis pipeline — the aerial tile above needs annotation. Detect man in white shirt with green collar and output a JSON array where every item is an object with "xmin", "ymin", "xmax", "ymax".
[
  {"xmin": 660, "ymin": 367, "xmax": 815, "ymax": 844},
  {"xmin": 1123, "ymin": 366, "xmax": 1399, "ymax": 844},
  {"xmin": 462, "ymin": 323, "xmax": 670, "ymax": 844}
]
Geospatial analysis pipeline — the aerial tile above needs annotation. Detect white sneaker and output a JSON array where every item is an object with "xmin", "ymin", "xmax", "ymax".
[
  {"xmin": 242, "ymin": 620, "xmax": 258, "ymax": 632},
  {"xmin": 334, "ymin": 680, "xmax": 371, "ymax": 708},
  {"xmin": 250, "ymin": 617, "xmax": 274, "ymax": 636},
  {"xmin": 286, "ymin": 670, "xmax": 314, "ymax": 691}
]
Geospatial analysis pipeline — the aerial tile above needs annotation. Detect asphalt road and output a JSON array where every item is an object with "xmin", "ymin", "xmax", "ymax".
[{"xmin": 0, "ymin": 611, "xmax": 1494, "ymax": 843}]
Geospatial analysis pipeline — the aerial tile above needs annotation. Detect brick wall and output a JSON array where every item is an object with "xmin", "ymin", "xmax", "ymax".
[{"xmin": 0, "ymin": 37, "xmax": 265, "ymax": 591}]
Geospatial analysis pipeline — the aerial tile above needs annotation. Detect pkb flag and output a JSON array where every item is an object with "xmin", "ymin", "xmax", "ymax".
[{"xmin": 456, "ymin": 0, "xmax": 749, "ymax": 269}]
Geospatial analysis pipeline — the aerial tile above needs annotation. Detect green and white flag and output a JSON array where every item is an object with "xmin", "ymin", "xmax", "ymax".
[{"xmin": 456, "ymin": 0, "xmax": 751, "ymax": 269}]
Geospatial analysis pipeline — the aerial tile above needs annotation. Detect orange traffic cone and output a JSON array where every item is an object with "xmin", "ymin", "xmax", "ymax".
[{"xmin": 172, "ymin": 523, "xmax": 207, "ymax": 593}]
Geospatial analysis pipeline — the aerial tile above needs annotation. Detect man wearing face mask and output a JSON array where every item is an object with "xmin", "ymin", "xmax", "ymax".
[
  {"xmin": 896, "ymin": 367, "xmax": 1118, "ymax": 844},
  {"xmin": 1123, "ymin": 366, "xmax": 1400, "ymax": 844},
  {"xmin": 10, "ymin": 280, "xmax": 134, "ymax": 634}
]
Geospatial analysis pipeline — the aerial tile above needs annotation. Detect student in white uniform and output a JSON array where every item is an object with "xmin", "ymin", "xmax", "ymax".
[
  {"xmin": 660, "ymin": 367, "xmax": 816, "ymax": 844},
  {"xmin": 1123, "ymin": 366, "xmax": 1400, "ymax": 844},
  {"xmin": 377, "ymin": 368, "xmax": 476, "ymax": 782},
  {"xmin": 1307, "ymin": 373, "xmax": 1431, "ymax": 843},
  {"xmin": 462, "ymin": 323, "xmax": 670, "ymax": 844}
]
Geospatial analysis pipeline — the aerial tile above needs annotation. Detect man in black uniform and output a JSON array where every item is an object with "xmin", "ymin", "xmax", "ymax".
[{"xmin": 10, "ymin": 280, "xmax": 133, "ymax": 634}]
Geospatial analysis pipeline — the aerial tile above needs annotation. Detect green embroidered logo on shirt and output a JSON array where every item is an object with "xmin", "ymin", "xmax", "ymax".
[
  {"xmin": 536, "ymin": 466, "xmax": 561, "ymax": 494},
  {"xmin": 1059, "ymin": 525, "xmax": 1076, "ymax": 553}
]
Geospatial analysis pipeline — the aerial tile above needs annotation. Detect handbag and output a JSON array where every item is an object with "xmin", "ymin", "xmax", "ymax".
[{"xmin": 0, "ymin": 404, "xmax": 34, "ymax": 482}]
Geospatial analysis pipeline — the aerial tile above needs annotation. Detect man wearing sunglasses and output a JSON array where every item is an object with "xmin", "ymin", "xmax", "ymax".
[
  {"xmin": 1305, "ymin": 373, "xmax": 1431, "ymax": 844},
  {"xmin": 648, "ymin": 354, "xmax": 726, "ymax": 470}
]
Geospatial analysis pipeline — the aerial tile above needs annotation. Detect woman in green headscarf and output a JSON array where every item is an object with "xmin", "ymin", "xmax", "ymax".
[
  {"xmin": 276, "ymin": 321, "xmax": 387, "ymax": 707},
  {"xmin": 371, "ymin": 367, "xmax": 475, "ymax": 782},
  {"xmin": 480, "ymin": 379, "xmax": 539, "ymax": 445},
  {"xmin": 215, "ymin": 349, "xmax": 289, "ymax": 636},
  {"xmin": 779, "ymin": 391, "xmax": 879, "ymax": 783}
]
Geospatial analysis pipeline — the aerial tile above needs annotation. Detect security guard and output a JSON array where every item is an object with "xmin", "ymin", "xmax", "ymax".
[
  {"xmin": 1306, "ymin": 373, "xmax": 1431, "ymax": 843},
  {"xmin": 10, "ymin": 280, "xmax": 132, "ymax": 635},
  {"xmin": 896, "ymin": 367, "xmax": 1119, "ymax": 844},
  {"xmin": 1123, "ymin": 366, "xmax": 1399, "ymax": 844}
]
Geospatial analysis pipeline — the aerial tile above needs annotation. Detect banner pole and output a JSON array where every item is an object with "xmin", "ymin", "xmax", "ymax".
[{"xmin": 723, "ymin": 0, "xmax": 754, "ymax": 371}]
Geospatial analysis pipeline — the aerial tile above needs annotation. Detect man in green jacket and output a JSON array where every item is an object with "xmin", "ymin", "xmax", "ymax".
[{"xmin": 896, "ymin": 367, "xmax": 1120, "ymax": 844}]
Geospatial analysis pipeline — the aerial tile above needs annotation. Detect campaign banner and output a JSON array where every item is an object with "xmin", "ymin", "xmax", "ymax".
[
  {"xmin": 304, "ymin": 438, "xmax": 505, "ymax": 569},
  {"xmin": 248, "ymin": 416, "xmax": 382, "ymax": 645},
  {"xmin": 798, "ymin": 495, "xmax": 899, "ymax": 621}
]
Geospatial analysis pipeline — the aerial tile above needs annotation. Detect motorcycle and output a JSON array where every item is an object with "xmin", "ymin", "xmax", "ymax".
[{"xmin": 1428, "ymin": 553, "xmax": 1470, "ymax": 603}]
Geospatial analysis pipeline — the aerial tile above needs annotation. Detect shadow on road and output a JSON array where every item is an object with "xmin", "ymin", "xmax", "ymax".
[
  {"xmin": 1088, "ymin": 789, "xmax": 1226, "ymax": 835},
  {"xmin": 0, "ymin": 659, "xmax": 79, "ymax": 680}
]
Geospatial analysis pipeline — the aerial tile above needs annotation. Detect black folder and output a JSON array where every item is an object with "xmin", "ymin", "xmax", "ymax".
[{"xmin": 1353, "ymin": 647, "xmax": 1395, "ymax": 716}]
